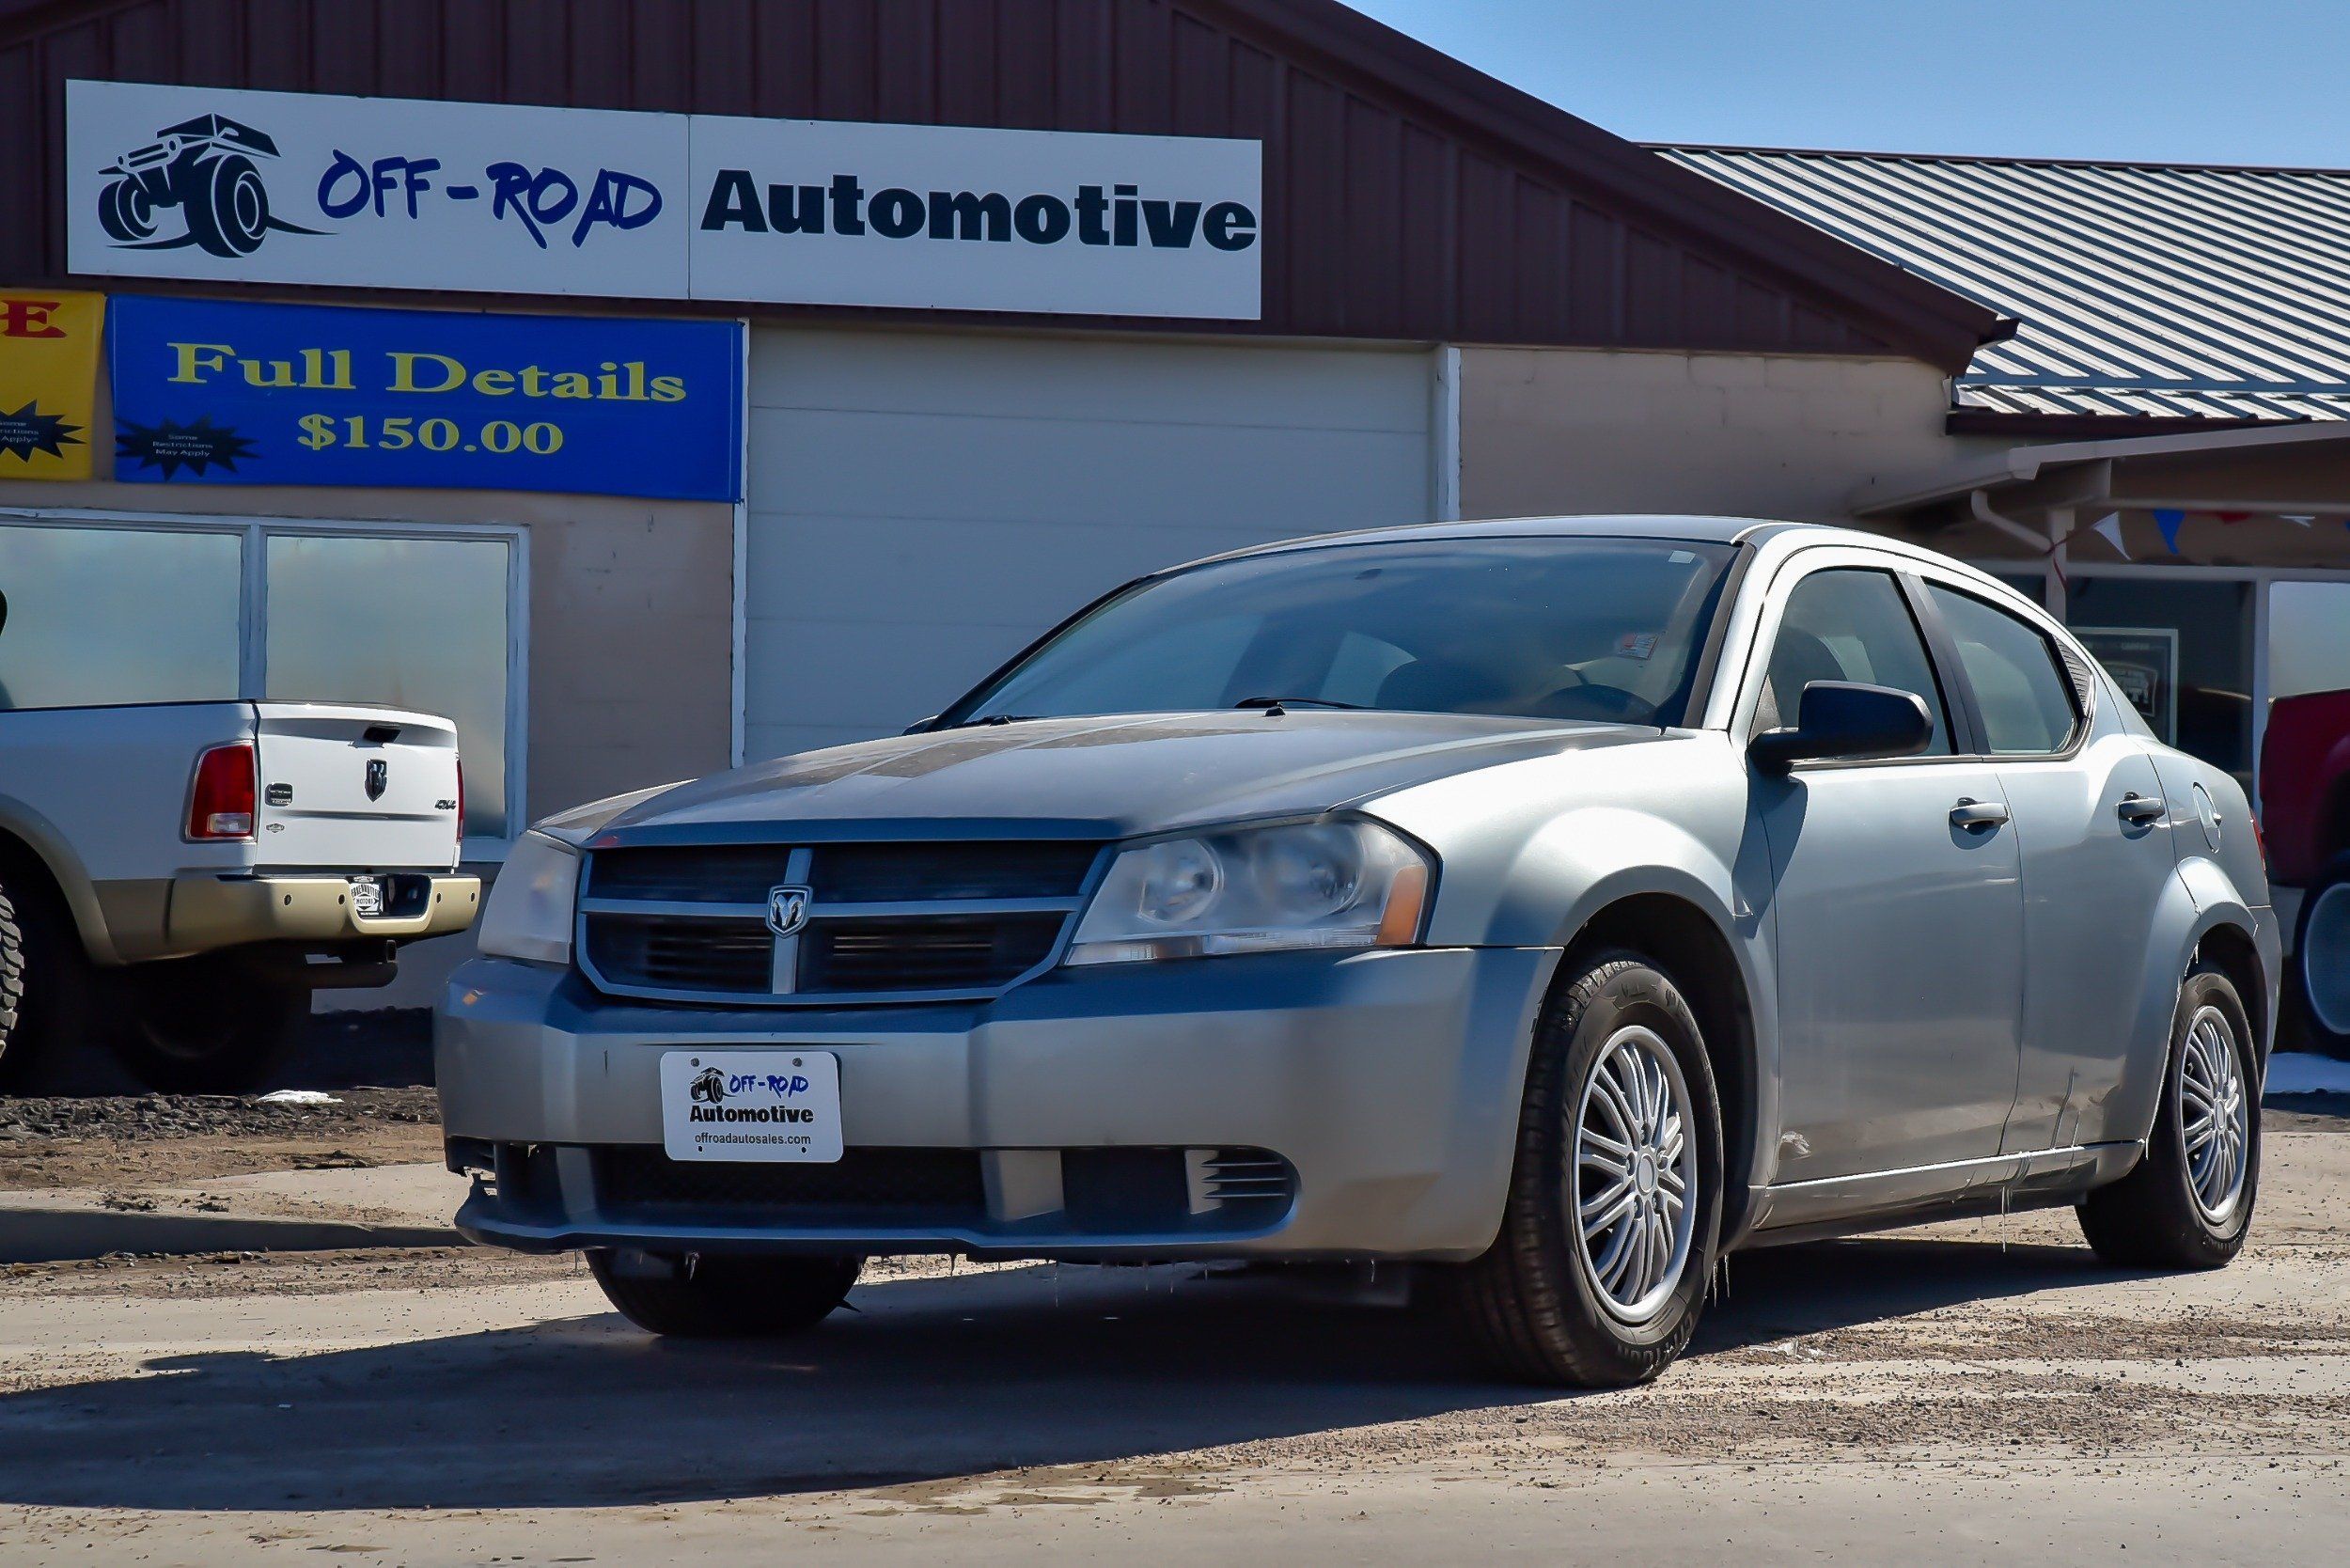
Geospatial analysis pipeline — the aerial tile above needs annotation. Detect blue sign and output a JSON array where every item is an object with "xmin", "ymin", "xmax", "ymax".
[{"xmin": 107, "ymin": 295, "xmax": 742, "ymax": 500}]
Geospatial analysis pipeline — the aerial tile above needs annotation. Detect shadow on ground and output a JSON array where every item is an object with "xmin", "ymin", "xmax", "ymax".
[
  {"xmin": 11, "ymin": 1008, "xmax": 434, "ymax": 1097},
  {"xmin": 0, "ymin": 1231, "xmax": 2143, "ymax": 1513}
]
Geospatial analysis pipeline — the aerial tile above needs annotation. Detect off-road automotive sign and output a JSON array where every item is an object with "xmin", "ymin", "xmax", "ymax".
[{"xmin": 65, "ymin": 80, "xmax": 1262, "ymax": 321}]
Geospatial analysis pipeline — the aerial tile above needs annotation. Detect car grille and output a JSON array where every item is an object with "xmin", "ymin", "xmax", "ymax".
[
  {"xmin": 596, "ymin": 1147, "xmax": 986, "ymax": 1222},
  {"xmin": 577, "ymin": 839, "xmax": 1102, "ymax": 1004}
]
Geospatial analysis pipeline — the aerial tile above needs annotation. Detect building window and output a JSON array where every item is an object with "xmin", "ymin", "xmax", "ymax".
[
  {"xmin": 0, "ymin": 515, "xmax": 523, "ymax": 848},
  {"xmin": 0, "ymin": 524, "xmax": 242, "ymax": 707},
  {"xmin": 2067, "ymin": 577, "xmax": 2254, "ymax": 791}
]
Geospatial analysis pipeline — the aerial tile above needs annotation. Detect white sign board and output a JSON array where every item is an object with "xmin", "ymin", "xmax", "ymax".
[
  {"xmin": 65, "ymin": 80, "xmax": 1262, "ymax": 321},
  {"xmin": 688, "ymin": 115, "xmax": 1261, "ymax": 319},
  {"xmin": 67, "ymin": 79, "xmax": 689, "ymax": 299}
]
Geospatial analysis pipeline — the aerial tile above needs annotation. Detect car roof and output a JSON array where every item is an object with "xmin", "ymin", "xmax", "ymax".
[{"xmin": 1174, "ymin": 514, "xmax": 1854, "ymax": 572}]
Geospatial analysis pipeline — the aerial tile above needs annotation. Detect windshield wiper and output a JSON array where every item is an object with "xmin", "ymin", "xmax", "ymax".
[
  {"xmin": 1234, "ymin": 696, "xmax": 1366, "ymax": 713},
  {"xmin": 941, "ymin": 713, "xmax": 1046, "ymax": 730}
]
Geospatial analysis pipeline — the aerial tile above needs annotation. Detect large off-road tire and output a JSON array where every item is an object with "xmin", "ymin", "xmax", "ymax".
[
  {"xmin": 182, "ymin": 153, "xmax": 270, "ymax": 258},
  {"xmin": 2290, "ymin": 856, "xmax": 2350, "ymax": 1060},
  {"xmin": 0, "ymin": 865, "xmax": 99, "ymax": 1091},
  {"xmin": 1437, "ymin": 952, "xmax": 1725, "ymax": 1388},
  {"xmin": 107, "ymin": 956, "xmax": 309, "ymax": 1094},
  {"xmin": 589, "ymin": 1251, "xmax": 863, "ymax": 1340},
  {"xmin": 98, "ymin": 178, "xmax": 159, "ymax": 243},
  {"xmin": 2078, "ymin": 960, "xmax": 2260, "ymax": 1269}
]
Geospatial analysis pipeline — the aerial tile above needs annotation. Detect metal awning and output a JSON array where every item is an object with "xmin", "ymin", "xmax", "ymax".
[{"xmin": 1660, "ymin": 145, "xmax": 2350, "ymax": 424}]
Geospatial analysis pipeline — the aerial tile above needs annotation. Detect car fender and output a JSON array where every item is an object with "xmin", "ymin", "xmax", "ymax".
[
  {"xmin": 1415, "ymin": 802, "xmax": 1779, "ymax": 1209},
  {"xmin": 0, "ymin": 792, "xmax": 118, "ymax": 964},
  {"xmin": 2106, "ymin": 860, "xmax": 2266, "ymax": 1148}
]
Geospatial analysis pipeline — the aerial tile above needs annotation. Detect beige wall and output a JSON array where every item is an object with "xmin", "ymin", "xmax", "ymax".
[{"xmin": 1461, "ymin": 347, "xmax": 2002, "ymax": 525}]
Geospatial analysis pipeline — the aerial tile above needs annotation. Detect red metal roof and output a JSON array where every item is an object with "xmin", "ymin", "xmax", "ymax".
[{"xmin": 2, "ymin": 0, "xmax": 2004, "ymax": 367}]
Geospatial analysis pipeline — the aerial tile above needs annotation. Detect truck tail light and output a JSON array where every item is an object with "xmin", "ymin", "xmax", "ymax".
[
  {"xmin": 2251, "ymin": 810, "xmax": 2267, "ymax": 867},
  {"xmin": 186, "ymin": 743, "xmax": 258, "ymax": 840},
  {"xmin": 454, "ymin": 754, "xmax": 466, "ymax": 840}
]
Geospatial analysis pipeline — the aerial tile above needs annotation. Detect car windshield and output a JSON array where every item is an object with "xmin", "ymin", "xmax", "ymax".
[{"xmin": 947, "ymin": 536, "xmax": 1737, "ymax": 729}]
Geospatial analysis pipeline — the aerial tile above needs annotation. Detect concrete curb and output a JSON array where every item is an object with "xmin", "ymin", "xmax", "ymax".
[{"xmin": 0, "ymin": 1207, "xmax": 462, "ymax": 1263}]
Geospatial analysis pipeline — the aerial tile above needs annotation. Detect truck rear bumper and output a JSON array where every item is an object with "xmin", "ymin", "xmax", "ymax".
[{"xmin": 101, "ymin": 871, "xmax": 481, "ymax": 959}]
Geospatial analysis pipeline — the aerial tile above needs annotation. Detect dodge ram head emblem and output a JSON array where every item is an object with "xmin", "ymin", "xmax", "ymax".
[
  {"xmin": 364, "ymin": 758, "xmax": 388, "ymax": 800},
  {"xmin": 765, "ymin": 885, "xmax": 813, "ymax": 938}
]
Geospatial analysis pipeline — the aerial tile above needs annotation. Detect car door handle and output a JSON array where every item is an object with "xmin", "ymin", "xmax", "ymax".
[
  {"xmin": 2118, "ymin": 792, "xmax": 2167, "ymax": 827},
  {"xmin": 1950, "ymin": 798, "xmax": 2010, "ymax": 831}
]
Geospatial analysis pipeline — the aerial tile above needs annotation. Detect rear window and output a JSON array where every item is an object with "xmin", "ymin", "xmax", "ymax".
[{"xmin": 1926, "ymin": 585, "xmax": 2081, "ymax": 755}]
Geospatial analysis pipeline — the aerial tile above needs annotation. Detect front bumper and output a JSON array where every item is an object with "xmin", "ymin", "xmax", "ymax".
[{"xmin": 435, "ymin": 946, "xmax": 1555, "ymax": 1262}]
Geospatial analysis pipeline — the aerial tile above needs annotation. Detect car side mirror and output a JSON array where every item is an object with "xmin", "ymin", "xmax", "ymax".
[{"xmin": 1749, "ymin": 681, "xmax": 1933, "ymax": 774}]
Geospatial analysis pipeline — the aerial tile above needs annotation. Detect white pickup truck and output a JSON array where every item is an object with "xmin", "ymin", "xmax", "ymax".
[{"xmin": 0, "ymin": 698, "xmax": 479, "ymax": 1091}]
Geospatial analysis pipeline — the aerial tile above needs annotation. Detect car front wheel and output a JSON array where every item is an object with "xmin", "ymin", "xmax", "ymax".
[
  {"xmin": 2078, "ymin": 959, "xmax": 2260, "ymax": 1268},
  {"xmin": 589, "ymin": 1251, "xmax": 864, "ymax": 1340},
  {"xmin": 1439, "ymin": 951, "xmax": 1724, "ymax": 1387}
]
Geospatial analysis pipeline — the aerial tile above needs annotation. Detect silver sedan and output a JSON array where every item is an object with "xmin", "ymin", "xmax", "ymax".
[{"xmin": 438, "ymin": 516, "xmax": 2278, "ymax": 1387}]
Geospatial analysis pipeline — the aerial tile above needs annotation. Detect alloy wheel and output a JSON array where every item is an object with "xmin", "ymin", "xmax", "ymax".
[
  {"xmin": 1571, "ymin": 1025, "xmax": 1698, "ymax": 1325},
  {"xmin": 2179, "ymin": 1003, "xmax": 2250, "ymax": 1225}
]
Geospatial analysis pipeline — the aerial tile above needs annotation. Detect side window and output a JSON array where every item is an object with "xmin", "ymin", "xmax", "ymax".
[
  {"xmin": 1762, "ymin": 568, "xmax": 1953, "ymax": 756},
  {"xmin": 1924, "ymin": 585, "xmax": 2081, "ymax": 755}
]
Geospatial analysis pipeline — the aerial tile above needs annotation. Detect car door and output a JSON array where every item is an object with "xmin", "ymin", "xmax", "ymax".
[
  {"xmin": 1747, "ymin": 561, "xmax": 2027, "ymax": 1185},
  {"xmin": 1918, "ymin": 580, "xmax": 2177, "ymax": 1156}
]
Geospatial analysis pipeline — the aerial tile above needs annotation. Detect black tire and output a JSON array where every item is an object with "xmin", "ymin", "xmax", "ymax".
[
  {"xmin": 1436, "ymin": 952, "xmax": 1724, "ymax": 1387},
  {"xmin": 0, "ymin": 865, "xmax": 100, "ymax": 1091},
  {"xmin": 2290, "ymin": 856, "xmax": 2350, "ymax": 1060},
  {"xmin": 2078, "ymin": 960, "xmax": 2261, "ymax": 1269},
  {"xmin": 588, "ymin": 1251, "xmax": 863, "ymax": 1339},
  {"xmin": 107, "ymin": 956, "xmax": 309, "ymax": 1094},
  {"xmin": 182, "ymin": 154, "xmax": 270, "ymax": 258},
  {"xmin": 98, "ymin": 178, "xmax": 159, "ymax": 243}
]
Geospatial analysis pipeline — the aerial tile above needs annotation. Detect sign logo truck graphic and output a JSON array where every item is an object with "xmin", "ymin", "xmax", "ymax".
[
  {"xmin": 96, "ymin": 113, "xmax": 319, "ymax": 258},
  {"xmin": 67, "ymin": 79, "xmax": 1261, "ymax": 320}
]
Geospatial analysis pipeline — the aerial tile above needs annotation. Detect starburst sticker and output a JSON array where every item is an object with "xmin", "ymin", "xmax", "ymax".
[
  {"xmin": 0, "ymin": 400, "xmax": 83, "ymax": 463},
  {"xmin": 115, "ymin": 416, "xmax": 258, "ymax": 478}
]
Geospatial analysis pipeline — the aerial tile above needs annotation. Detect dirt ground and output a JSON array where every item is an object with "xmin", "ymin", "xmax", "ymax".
[
  {"xmin": 0, "ymin": 1089, "xmax": 441, "ymax": 1190},
  {"xmin": 0, "ymin": 1097, "xmax": 2342, "ymax": 1561}
]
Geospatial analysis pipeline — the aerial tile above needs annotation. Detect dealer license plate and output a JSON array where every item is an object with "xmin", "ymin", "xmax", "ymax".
[{"xmin": 659, "ymin": 1050, "xmax": 842, "ymax": 1164}]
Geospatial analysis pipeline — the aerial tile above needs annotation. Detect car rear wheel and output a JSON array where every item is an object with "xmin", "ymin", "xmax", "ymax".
[
  {"xmin": 0, "ymin": 866, "xmax": 100, "ymax": 1090},
  {"xmin": 2292, "ymin": 857, "xmax": 2350, "ymax": 1059},
  {"xmin": 588, "ymin": 1251, "xmax": 864, "ymax": 1339},
  {"xmin": 2077, "ymin": 959, "xmax": 2260, "ymax": 1269},
  {"xmin": 1437, "ymin": 951, "xmax": 1723, "ymax": 1387},
  {"xmin": 107, "ymin": 956, "xmax": 309, "ymax": 1094}
]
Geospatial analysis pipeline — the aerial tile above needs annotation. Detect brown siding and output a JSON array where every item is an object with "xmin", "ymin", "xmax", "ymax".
[{"xmin": 0, "ymin": 0, "xmax": 1996, "ymax": 363}]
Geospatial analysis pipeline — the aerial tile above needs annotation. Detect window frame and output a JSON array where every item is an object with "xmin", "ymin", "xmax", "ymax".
[
  {"xmin": 0, "ymin": 506, "xmax": 528, "ymax": 860},
  {"xmin": 1735, "ymin": 556, "xmax": 1973, "ymax": 767},
  {"xmin": 1914, "ymin": 578, "xmax": 2088, "ymax": 760}
]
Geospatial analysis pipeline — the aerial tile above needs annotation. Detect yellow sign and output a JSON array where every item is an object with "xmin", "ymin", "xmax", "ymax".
[{"xmin": 0, "ymin": 290, "xmax": 103, "ymax": 480}]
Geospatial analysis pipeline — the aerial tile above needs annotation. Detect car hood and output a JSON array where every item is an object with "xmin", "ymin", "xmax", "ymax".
[{"xmin": 589, "ymin": 712, "xmax": 1659, "ymax": 845}]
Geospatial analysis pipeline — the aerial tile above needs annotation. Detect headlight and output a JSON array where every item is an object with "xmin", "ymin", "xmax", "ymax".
[
  {"xmin": 476, "ymin": 829, "xmax": 581, "ymax": 966},
  {"xmin": 1066, "ymin": 819, "xmax": 1431, "ymax": 965}
]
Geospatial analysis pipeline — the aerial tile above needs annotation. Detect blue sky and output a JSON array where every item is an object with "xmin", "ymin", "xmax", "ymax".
[{"xmin": 1344, "ymin": 1, "xmax": 2350, "ymax": 167}]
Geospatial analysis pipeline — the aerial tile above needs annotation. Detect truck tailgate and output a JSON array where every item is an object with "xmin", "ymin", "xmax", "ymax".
[{"xmin": 255, "ymin": 705, "xmax": 462, "ymax": 870}]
